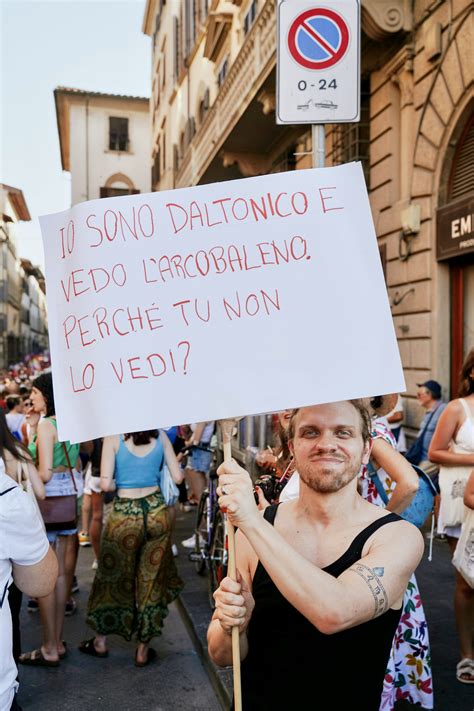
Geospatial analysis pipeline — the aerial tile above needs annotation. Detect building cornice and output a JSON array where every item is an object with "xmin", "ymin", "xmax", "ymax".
[
  {"xmin": 142, "ymin": 0, "xmax": 157, "ymax": 36},
  {"xmin": 0, "ymin": 185, "xmax": 31, "ymax": 221},
  {"xmin": 54, "ymin": 90, "xmax": 70, "ymax": 172},
  {"xmin": 361, "ymin": 0, "xmax": 413, "ymax": 41}
]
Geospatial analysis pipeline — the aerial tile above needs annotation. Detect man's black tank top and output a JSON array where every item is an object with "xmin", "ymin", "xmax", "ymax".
[{"xmin": 240, "ymin": 506, "xmax": 402, "ymax": 710}]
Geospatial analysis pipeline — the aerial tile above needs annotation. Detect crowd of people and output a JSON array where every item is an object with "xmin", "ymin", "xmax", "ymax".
[{"xmin": 0, "ymin": 349, "xmax": 473, "ymax": 710}]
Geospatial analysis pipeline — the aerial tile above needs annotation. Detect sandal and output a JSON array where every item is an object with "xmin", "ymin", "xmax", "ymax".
[
  {"xmin": 18, "ymin": 648, "xmax": 60, "ymax": 667},
  {"xmin": 456, "ymin": 658, "xmax": 474, "ymax": 684},
  {"xmin": 59, "ymin": 641, "xmax": 67, "ymax": 660},
  {"xmin": 78, "ymin": 638, "xmax": 109, "ymax": 658},
  {"xmin": 134, "ymin": 647, "xmax": 157, "ymax": 668}
]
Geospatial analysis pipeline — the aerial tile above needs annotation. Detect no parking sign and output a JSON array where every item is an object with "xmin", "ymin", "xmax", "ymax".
[{"xmin": 277, "ymin": 1, "xmax": 360, "ymax": 124}]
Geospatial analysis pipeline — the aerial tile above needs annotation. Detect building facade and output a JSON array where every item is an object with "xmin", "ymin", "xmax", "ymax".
[
  {"xmin": 20, "ymin": 259, "xmax": 49, "ymax": 356},
  {"xmin": 0, "ymin": 185, "xmax": 29, "ymax": 369},
  {"xmin": 143, "ymin": 0, "xmax": 473, "ymax": 434},
  {"xmin": 0, "ymin": 186, "xmax": 47, "ymax": 369},
  {"xmin": 54, "ymin": 87, "xmax": 151, "ymax": 204}
]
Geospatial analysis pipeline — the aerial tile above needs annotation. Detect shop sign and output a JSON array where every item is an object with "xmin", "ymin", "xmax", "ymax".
[{"xmin": 437, "ymin": 195, "xmax": 474, "ymax": 261}]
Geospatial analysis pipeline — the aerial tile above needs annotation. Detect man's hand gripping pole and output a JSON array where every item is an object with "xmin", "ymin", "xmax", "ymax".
[{"xmin": 219, "ymin": 418, "xmax": 242, "ymax": 711}]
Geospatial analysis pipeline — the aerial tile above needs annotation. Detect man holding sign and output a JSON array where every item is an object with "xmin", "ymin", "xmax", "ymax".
[{"xmin": 208, "ymin": 400, "xmax": 424, "ymax": 710}]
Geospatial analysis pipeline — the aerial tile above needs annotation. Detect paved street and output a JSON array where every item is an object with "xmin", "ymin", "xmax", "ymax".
[
  {"xmin": 15, "ymin": 508, "xmax": 474, "ymax": 711},
  {"xmin": 16, "ymin": 539, "xmax": 221, "ymax": 711},
  {"xmin": 174, "ymin": 509, "xmax": 474, "ymax": 711},
  {"xmin": 414, "ymin": 535, "xmax": 474, "ymax": 711}
]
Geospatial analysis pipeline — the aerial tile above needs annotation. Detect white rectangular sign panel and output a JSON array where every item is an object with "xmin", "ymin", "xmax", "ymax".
[
  {"xmin": 40, "ymin": 163, "xmax": 404, "ymax": 443},
  {"xmin": 277, "ymin": 0, "xmax": 360, "ymax": 124}
]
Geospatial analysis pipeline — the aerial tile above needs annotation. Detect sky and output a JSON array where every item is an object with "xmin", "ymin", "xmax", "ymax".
[{"xmin": 1, "ymin": 0, "xmax": 151, "ymax": 269}]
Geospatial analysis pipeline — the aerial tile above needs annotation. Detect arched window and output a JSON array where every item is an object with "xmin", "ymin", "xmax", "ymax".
[
  {"xmin": 436, "ymin": 109, "xmax": 474, "ymax": 394},
  {"xmin": 448, "ymin": 115, "xmax": 474, "ymax": 201},
  {"xmin": 100, "ymin": 173, "xmax": 139, "ymax": 198}
]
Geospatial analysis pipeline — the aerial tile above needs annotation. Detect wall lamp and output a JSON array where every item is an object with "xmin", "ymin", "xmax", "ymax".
[{"xmin": 399, "ymin": 204, "xmax": 421, "ymax": 261}]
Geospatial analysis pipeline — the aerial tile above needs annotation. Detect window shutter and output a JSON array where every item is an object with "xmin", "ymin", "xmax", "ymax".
[
  {"xmin": 449, "ymin": 117, "xmax": 474, "ymax": 201},
  {"xmin": 174, "ymin": 17, "xmax": 180, "ymax": 80}
]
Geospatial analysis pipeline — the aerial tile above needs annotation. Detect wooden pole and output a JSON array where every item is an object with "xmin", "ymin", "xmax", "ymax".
[{"xmin": 219, "ymin": 419, "xmax": 242, "ymax": 711}]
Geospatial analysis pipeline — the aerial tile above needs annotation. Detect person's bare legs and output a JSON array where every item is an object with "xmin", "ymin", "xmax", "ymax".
[
  {"xmin": 90, "ymin": 492, "xmax": 104, "ymax": 560},
  {"xmin": 80, "ymin": 492, "xmax": 92, "ymax": 536},
  {"xmin": 65, "ymin": 531, "xmax": 79, "ymax": 590},
  {"xmin": 37, "ymin": 573, "xmax": 59, "ymax": 661},
  {"xmin": 54, "ymin": 535, "xmax": 72, "ymax": 657},
  {"xmin": 448, "ymin": 536, "xmax": 474, "ymax": 676},
  {"xmin": 136, "ymin": 642, "xmax": 149, "ymax": 664},
  {"xmin": 33, "ymin": 539, "xmax": 66, "ymax": 662},
  {"xmin": 187, "ymin": 468, "xmax": 206, "ymax": 502},
  {"xmin": 93, "ymin": 634, "xmax": 108, "ymax": 653},
  {"xmin": 184, "ymin": 467, "xmax": 198, "ymax": 503}
]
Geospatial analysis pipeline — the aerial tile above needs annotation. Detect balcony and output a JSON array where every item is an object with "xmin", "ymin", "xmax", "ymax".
[
  {"xmin": 174, "ymin": 0, "xmax": 412, "ymax": 188},
  {"xmin": 175, "ymin": 0, "xmax": 276, "ymax": 188}
]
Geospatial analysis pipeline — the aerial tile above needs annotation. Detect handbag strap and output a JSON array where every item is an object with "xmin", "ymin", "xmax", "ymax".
[
  {"xmin": 417, "ymin": 404, "xmax": 440, "ymax": 441},
  {"xmin": 366, "ymin": 461, "xmax": 389, "ymax": 506},
  {"xmin": 61, "ymin": 442, "xmax": 78, "ymax": 493}
]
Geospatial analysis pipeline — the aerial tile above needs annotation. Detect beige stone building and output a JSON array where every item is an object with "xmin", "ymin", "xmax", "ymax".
[
  {"xmin": 54, "ymin": 87, "xmax": 151, "ymax": 204},
  {"xmin": 0, "ymin": 185, "xmax": 30, "ymax": 368},
  {"xmin": 0, "ymin": 187, "xmax": 49, "ymax": 369},
  {"xmin": 20, "ymin": 259, "xmax": 48, "ymax": 357},
  {"xmin": 143, "ymin": 0, "xmax": 473, "ymax": 434}
]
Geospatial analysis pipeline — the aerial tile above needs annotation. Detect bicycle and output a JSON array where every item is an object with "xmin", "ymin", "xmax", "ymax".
[{"xmin": 187, "ymin": 446, "xmax": 228, "ymax": 608}]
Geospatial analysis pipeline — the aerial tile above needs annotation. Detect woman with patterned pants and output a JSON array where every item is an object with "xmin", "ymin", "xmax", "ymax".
[{"xmin": 79, "ymin": 430, "xmax": 183, "ymax": 666}]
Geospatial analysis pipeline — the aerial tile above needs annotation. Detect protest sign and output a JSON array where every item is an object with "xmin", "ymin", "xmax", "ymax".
[{"xmin": 39, "ymin": 162, "xmax": 405, "ymax": 443}]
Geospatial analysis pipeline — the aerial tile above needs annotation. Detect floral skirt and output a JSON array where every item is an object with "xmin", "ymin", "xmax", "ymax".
[
  {"xmin": 86, "ymin": 490, "xmax": 183, "ymax": 642},
  {"xmin": 380, "ymin": 575, "xmax": 433, "ymax": 710}
]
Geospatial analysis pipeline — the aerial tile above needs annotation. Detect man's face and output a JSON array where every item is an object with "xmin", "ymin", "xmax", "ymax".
[
  {"xmin": 417, "ymin": 387, "xmax": 433, "ymax": 409},
  {"xmin": 289, "ymin": 402, "xmax": 370, "ymax": 494}
]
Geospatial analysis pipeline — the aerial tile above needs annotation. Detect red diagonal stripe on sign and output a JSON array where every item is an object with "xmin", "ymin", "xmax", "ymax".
[{"xmin": 301, "ymin": 20, "xmax": 337, "ymax": 58}]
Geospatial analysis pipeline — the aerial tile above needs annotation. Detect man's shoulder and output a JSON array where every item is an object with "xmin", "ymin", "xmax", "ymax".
[{"xmin": 367, "ymin": 510, "xmax": 424, "ymax": 556}]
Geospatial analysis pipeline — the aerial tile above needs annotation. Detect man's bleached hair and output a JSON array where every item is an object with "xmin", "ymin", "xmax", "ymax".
[{"xmin": 288, "ymin": 400, "xmax": 372, "ymax": 445}]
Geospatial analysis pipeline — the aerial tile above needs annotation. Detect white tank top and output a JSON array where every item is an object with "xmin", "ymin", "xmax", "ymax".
[{"xmin": 452, "ymin": 398, "xmax": 474, "ymax": 454}]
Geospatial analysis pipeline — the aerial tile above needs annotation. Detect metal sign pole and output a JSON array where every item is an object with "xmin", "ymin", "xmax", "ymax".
[{"xmin": 312, "ymin": 124, "xmax": 325, "ymax": 169}]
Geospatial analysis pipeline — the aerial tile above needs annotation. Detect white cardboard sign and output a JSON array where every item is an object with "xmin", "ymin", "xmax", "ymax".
[
  {"xmin": 39, "ymin": 163, "xmax": 404, "ymax": 443},
  {"xmin": 277, "ymin": 0, "xmax": 360, "ymax": 124}
]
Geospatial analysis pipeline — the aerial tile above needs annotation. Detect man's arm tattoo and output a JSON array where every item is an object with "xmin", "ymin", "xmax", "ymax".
[{"xmin": 347, "ymin": 563, "xmax": 388, "ymax": 618}]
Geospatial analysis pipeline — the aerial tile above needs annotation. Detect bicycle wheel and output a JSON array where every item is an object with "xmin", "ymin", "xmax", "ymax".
[
  {"xmin": 194, "ymin": 490, "xmax": 208, "ymax": 575},
  {"xmin": 208, "ymin": 506, "xmax": 228, "ymax": 608}
]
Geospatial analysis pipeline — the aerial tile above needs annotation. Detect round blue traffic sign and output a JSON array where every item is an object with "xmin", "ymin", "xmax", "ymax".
[{"xmin": 288, "ymin": 8, "xmax": 350, "ymax": 70}]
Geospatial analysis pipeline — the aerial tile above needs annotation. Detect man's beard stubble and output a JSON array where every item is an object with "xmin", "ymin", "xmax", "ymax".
[{"xmin": 297, "ymin": 460, "xmax": 361, "ymax": 494}]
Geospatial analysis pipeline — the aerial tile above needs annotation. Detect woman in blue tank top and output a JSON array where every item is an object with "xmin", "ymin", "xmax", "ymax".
[{"xmin": 80, "ymin": 429, "xmax": 184, "ymax": 666}]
